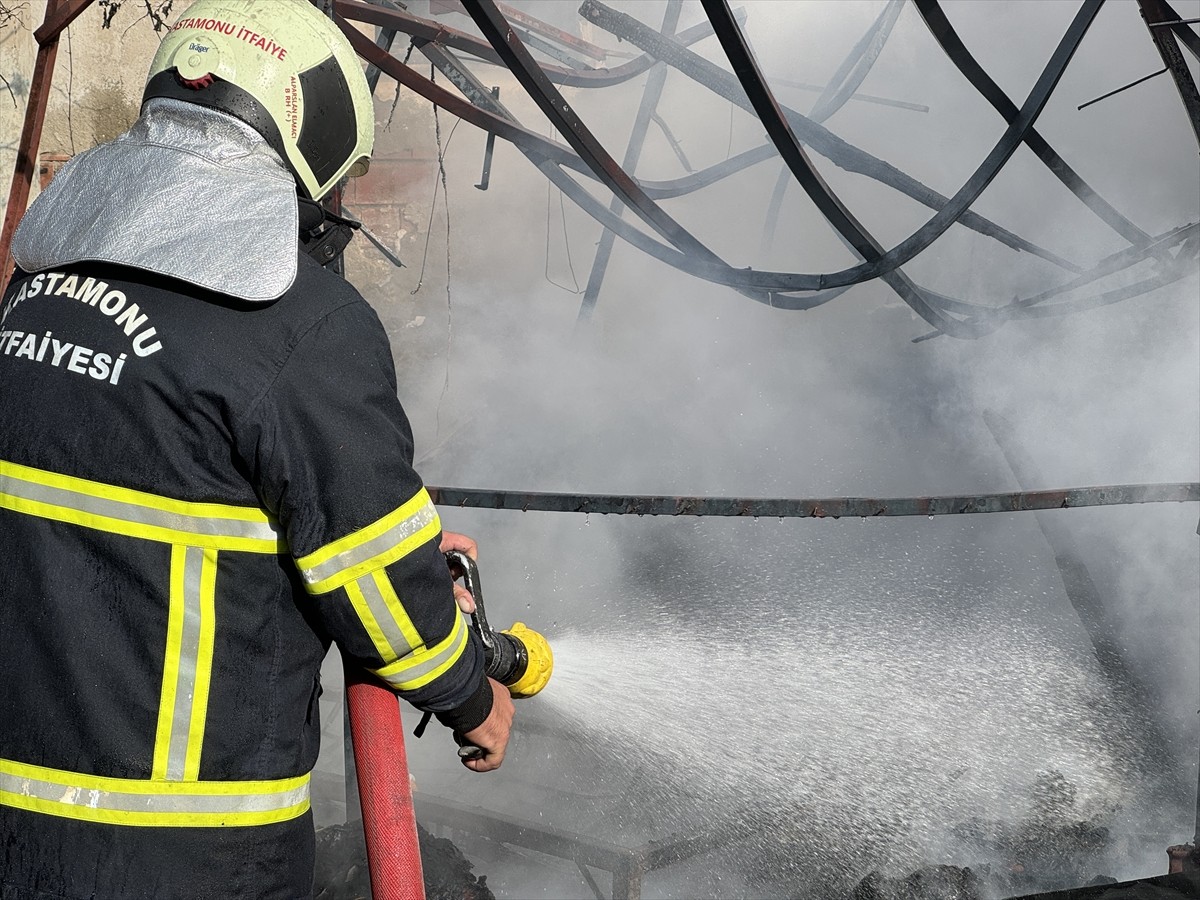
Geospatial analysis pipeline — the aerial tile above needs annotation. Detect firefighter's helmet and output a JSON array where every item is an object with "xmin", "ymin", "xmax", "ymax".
[{"xmin": 143, "ymin": 0, "xmax": 374, "ymax": 200}]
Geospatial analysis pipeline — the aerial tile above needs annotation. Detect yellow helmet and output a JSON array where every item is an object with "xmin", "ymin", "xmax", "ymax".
[{"xmin": 143, "ymin": 0, "xmax": 374, "ymax": 200}]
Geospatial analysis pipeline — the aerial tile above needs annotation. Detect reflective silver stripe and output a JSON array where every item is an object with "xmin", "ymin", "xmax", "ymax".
[
  {"xmin": 0, "ymin": 760, "xmax": 310, "ymax": 826},
  {"xmin": 301, "ymin": 499, "xmax": 437, "ymax": 587},
  {"xmin": 0, "ymin": 466, "xmax": 280, "ymax": 543},
  {"xmin": 357, "ymin": 571, "xmax": 418, "ymax": 657},
  {"xmin": 164, "ymin": 548, "xmax": 205, "ymax": 780},
  {"xmin": 0, "ymin": 772, "xmax": 310, "ymax": 815},
  {"xmin": 377, "ymin": 613, "xmax": 468, "ymax": 690}
]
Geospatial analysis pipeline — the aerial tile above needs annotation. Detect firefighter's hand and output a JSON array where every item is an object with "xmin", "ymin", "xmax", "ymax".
[
  {"xmin": 451, "ymin": 584, "xmax": 475, "ymax": 614},
  {"xmin": 440, "ymin": 531, "xmax": 477, "ymax": 560},
  {"xmin": 442, "ymin": 532, "xmax": 479, "ymax": 613},
  {"xmin": 459, "ymin": 678, "xmax": 513, "ymax": 773}
]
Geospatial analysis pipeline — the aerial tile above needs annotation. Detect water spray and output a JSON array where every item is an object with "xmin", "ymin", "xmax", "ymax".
[{"xmin": 445, "ymin": 550, "xmax": 553, "ymax": 757}]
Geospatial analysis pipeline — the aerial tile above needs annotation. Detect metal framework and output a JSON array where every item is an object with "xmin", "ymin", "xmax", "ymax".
[
  {"xmin": 415, "ymin": 792, "xmax": 741, "ymax": 900},
  {"xmin": 2, "ymin": 0, "xmax": 1199, "ymax": 887}
]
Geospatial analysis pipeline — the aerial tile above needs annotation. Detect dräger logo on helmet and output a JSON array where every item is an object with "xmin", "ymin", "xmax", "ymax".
[{"xmin": 172, "ymin": 17, "xmax": 289, "ymax": 61}]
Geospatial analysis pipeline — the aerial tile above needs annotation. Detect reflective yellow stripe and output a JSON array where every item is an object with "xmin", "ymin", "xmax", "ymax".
[
  {"xmin": 152, "ymin": 547, "xmax": 188, "ymax": 780},
  {"xmin": 344, "ymin": 578, "xmax": 393, "ymax": 661},
  {"xmin": 342, "ymin": 569, "xmax": 424, "ymax": 666},
  {"xmin": 185, "ymin": 549, "xmax": 218, "ymax": 780},
  {"xmin": 153, "ymin": 547, "xmax": 217, "ymax": 781},
  {"xmin": 0, "ymin": 758, "xmax": 309, "ymax": 828},
  {"xmin": 297, "ymin": 489, "xmax": 440, "ymax": 594},
  {"xmin": 0, "ymin": 459, "xmax": 284, "ymax": 553},
  {"xmin": 374, "ymin": 611, "xmax": 469, "ymax": 692},
  {"xmin": 371, "ymin": 569, "xmax": 424, "ymax": 651}
]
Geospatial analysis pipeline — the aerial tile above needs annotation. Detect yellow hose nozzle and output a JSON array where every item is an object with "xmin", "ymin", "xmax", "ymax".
[{"xmin": 501, "ymin": 622, "xmax": 554, "ymax": 698}]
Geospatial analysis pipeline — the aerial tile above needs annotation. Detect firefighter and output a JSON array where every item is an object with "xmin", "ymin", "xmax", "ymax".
[{"xmin": 0, "ymin": 1, "xmax": 512, "ymax": 896}]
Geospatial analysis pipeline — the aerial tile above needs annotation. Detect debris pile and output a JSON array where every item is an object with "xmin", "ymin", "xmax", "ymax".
[{"xmin": 314, "ymin": 820, "xmax": 494, "ymax": 900}]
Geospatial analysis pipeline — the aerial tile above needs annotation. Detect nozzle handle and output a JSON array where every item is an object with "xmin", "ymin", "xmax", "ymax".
[
  {"xmin": 444, "ymin": 551, "xmax": 533, "ymax": 689},
  {"xmin": 445, "ymin": 550, "xmax": 496, "ymax": 654}
]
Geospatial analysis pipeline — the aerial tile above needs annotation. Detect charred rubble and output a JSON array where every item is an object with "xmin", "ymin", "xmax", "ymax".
[{"xmin": 314, "ymin": 819, "xmax": 495, "ymax": 900}]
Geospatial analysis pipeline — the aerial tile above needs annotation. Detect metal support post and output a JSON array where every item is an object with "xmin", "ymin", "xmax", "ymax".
[
  {"xmin": 0, "ymin": 0, "xmax": 86, "ymax": 297},
  {"xmin": 577, "ymin": 0, "xmax": 683, "ymax": 325},
  {"xmin": 1138, "ymin": 0, "xmax": 1200, "ymax": 149}
]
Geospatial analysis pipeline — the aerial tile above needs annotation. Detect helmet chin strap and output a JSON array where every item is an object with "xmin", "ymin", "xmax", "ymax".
[{"xmin": 297, "ymin": 197, "xmax": 360, "ymax": 267}]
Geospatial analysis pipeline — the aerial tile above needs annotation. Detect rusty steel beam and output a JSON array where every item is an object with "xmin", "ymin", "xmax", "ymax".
[
  {"xmin": 492, "ymin": 0, "xmax": 608, "ymax": 62},
  {"xmin": 1, "ymin": 0, "xmax": 77, "ymax": 297},
  {"xmin": 32, "ymin": 0, "xmax": 92, "ymax": 44},
  {"xmin": 1138, "ymin": 0, "xmax": 1200, "ymax": 149},
  {"xmin": 428, "ymin": 0, "xmax": 610, "ymax": 62},
  {"xmin": 426, "ymin": 482, "xmax": 1200, "ymax": 519},
  {"xmin": 336, "ymin": 0, "xmax": 724, "ymax": 90}
]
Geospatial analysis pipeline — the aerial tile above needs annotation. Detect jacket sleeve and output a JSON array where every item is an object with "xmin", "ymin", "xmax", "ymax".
[{"xmin": 235, "ymin": 296, "xmax": 491, "ymax": 732}]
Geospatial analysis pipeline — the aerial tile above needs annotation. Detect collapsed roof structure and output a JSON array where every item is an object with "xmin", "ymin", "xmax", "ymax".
[{"xmin": 2, "ymin": 1, "xmax": 1199, "ymax": 897}]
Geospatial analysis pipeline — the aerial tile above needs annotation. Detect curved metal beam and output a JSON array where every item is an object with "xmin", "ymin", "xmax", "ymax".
[
  {"xmin": 700, "ymin": 0, "xmax": 975, "ymax": 335},
  {"xmin": 337, "ymin": 12, "xmax": 993, "ymax": 319},
  {"xmin": 765, "ymin": 0, "xmax": 905, "ymax": 247},
  {"xmin": 460, "ymin": 0, "xmax": 777, "ymax": 307},
  {"xmin": 913, "ymin": 0, "xmax": 1154, "ymax": 248},
  {"xmin": 810, "ymin": 0, "xmax": 906, "ymax": 122},
  {"xmin": 340, "ymin": 3, "xmax": 1120, "ymax": 331},
  {"xmin": 339, "ymin": 0, "xmax": 1084, "ymax": 279},
  {"xmin": 694, "ymin": 0, "xmax": 1103, "ymax": 296},
  {"xmin": 579, "ymin": 0, "xmax": 1084, "ymax": 278},
  {"xmin": 913, "ymin": 225, "xmax": 1199, "ymax": 339}
]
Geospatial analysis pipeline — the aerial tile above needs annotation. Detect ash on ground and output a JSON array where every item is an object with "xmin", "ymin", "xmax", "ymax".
[{"xmin": 314, "ymin": 819, "xmax": 494, "ymax": 900}]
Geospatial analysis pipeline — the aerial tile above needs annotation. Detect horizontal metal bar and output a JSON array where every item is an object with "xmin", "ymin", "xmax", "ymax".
[
  {"xmin": 412, "ymin": 793, "xmax": 635, "ymax": 873},
  {"xmin": 1149, "ymin": 16, "xmax": 1200, "ymax": 26},
  {"xmin": 772, "ymin": 78, "xmax": 929, "ymax": 113},
  {"xmin": 426, "ymin": 483, "xmax": 1200, "ymax": 519}
]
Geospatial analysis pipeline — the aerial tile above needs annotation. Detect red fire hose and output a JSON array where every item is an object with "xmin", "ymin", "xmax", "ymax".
[{"xmin": 345, "ymin": 662, "xmax": 426, "ymax": 900}]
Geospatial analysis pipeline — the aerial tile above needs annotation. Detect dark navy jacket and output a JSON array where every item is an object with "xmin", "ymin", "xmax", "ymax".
[{"xmin": 0, "ymin": 253, "xmax": 487, "ymax": 899}]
